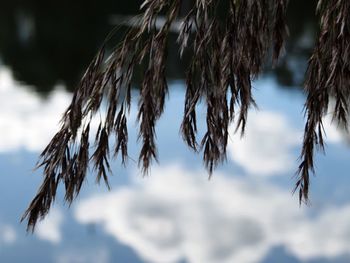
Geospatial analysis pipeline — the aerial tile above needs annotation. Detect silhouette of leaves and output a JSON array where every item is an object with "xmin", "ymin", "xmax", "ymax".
[
  {"xmin": 31, "ymin": 0, "xmax": 350, "ymax": 232},
  {"xmin": 296, "ymin": 0, "xmax": 350, "ymax": 204}
]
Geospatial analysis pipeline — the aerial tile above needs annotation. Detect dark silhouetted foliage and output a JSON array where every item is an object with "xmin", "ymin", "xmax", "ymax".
[
  {"xmin": 23, "ymin": 0, "xmax": 350, "ymax": 231},
  {"xmin": 296, "ymin": 0, "xmax": 350, "ymax": 203}
]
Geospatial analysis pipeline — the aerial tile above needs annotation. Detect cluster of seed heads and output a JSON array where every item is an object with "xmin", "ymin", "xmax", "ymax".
[{"xmin": 23, "ymin": 0, "xmax": 350, "ymax": 231}]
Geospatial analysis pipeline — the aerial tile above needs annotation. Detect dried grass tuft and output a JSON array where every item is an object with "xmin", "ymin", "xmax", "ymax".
[
  {"xmin": 23, "ymin": 0, "xmax": 349, "ymax": 230},
  {"xmin": 295, "ymin": 0, "xmax": 350, "ymax": 204}
]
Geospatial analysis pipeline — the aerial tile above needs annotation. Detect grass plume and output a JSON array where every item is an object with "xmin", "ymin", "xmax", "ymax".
[{"xmin": 22, "ymin": 0, "xmax": 350, "ymax": 230}]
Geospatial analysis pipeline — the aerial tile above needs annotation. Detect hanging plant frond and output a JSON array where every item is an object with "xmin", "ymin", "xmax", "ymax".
[
  {"xmin": 296, "ymin": 0, "xmax": 350, "ymax": 204},
  {"xmin": 23, "ymin": 0, "xmax": 331, "ymax": 231}
]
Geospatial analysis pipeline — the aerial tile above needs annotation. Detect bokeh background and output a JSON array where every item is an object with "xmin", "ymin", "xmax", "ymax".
[{"xmin": 1, "ymin": 1, "xmax": 350, "ymax": 263}]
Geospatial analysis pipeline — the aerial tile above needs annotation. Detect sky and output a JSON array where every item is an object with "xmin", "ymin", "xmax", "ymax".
[{"xmin": 0, "ymin": 66, "xmax": 350, "ymax": 263}]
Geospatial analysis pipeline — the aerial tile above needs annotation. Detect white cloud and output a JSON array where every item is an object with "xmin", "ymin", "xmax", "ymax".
[
  {"xmin": 286, "ymin": 206, "xmax": 350, "ymax": 260},
  {"xmin": 56, "ymin": 247, "xmax": 110, "ymax": 263},
  {"xmin": 74, "ymin": 165, "xmax": 350, "ymax": 263},
  {"xmin": 0, "ymin": 64, "xmax": 345, "ymax": 159},
  {"xmin": 228, "ymin": 111, "xmax": 301, "ymax": 176},
  {"xmin": 0, "ymin": 224, "xmax": 17, "ymax": 245},
  {"xmin": 36, "ymin": 208, "xmax": 64, "ymax": 244},
  {"xmin": 0, "ymin": 68, "xmax": 72, "ymax": 152},
  {"xmin": 319, "ymin": 98, "xmax": 348, "ymax": 144},
  {"xmin": 0, "ymin": 67, "xmax": 137, "ymax": 153},
  {"xmin": 322, "ymin": 114, "xmax": 343, "ymax": 144}
]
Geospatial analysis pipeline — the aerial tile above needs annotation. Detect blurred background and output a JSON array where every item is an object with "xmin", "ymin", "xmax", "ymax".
[{"xmin": 1, "ymin": 1, "xmax": 350, "ymax": 263}]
